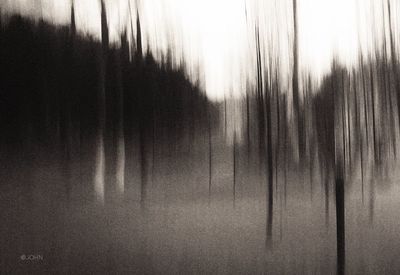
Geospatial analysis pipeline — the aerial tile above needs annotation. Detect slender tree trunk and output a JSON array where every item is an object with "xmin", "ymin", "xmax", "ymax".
[
  {"xmin": 292, "ymin": 0, "xmax": 304, "ymax": 160},
  {"xmin": 361, "ymin": 60, "xmax": 369, "ymax": 150},
  {"xmin": 275, "ymin": 71, "xmax": 280, "ymax": 198},
  {"xmin": 233, "ymin": 130, "xmax": 236, "ymax": 207},
  {"xmin": 387, "ymin": 0, "xmax": 400, "ymax": 134},
  {"xmin": 336, "ymin": 175, "xmax": 345, "ymax": 275},
  {"xmin": 116, "ymin": 54, "xmax": 125, "ymax": 197},
  {"xmin": 208, "ymin": 108, "xmax": 212, "ymax": 200},
  {"xmin": 354, "ymin": 72, "xmax": 365, "ymax": 203},
  {"xmin": 370, "ymin": 66, "xmax": 378, "ymax": 164},
  {"xmin": 255, "ymin": 24, "xmax": 266, "ymax": 171},
  {"xmin": 334, "ymin": 71, "xmax": 345, "ymax": 275},
  {"xmin": 266, "ymin": 85, "xmax": 274, "ymax": 248},
  {"xmin": 94, "ymin": 0, "xmax": 109, "ymax": 204},
  {"xmin": 246, "ymin": 88, "xmax": 251, "ymax": 158}
]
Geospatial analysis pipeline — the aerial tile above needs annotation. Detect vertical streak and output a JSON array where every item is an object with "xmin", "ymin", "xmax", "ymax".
[
  {"xmin": 336, "ymin": 177, "xmax": 345, "ymax": 275},
  {"xmin": 354, "ymin": 70, "xmax": 364, "ymax": 203},
  {"xmin": 208, "ymin": 107, "xmax": 212, "ymax": 201},
  {"xmin": 387, "ymin": 0, "xmax": 400, "ymax": 136},
  {"xmin": 95, "ymin": 135, "xmax": 105, "ymax": 203},
  {"xmin": 246, "ymin": 88, "xmax": 251, "ymax": 157},
  {"xmin": 361, "ymin": 59, "xmax": 369, "ymax": 152},
  {"xmin": 370, "ymin": 66, "xmax": 378, "ymax": 163},
  {"xmin": 116, "ymin": 64, "xmax": 125, "ymax": 196},
  {"xmin": 292, "ymin": 0, "xmax": 302, "ymax": 160},
  {"xmin": 233, "ymin": 129, "xmax": 236, "ymax": 207},
  {"xmin": 266, "ymin": 77, "xmax": 273, "ymax": 248},
  {"xmin": 334, "ymin": 69, "xmax": 345, "ymax": 275},
  {"xmin": 275, "ymin": 69, "xmax": 280, "ymax": 199},
  {"xmin": 94, "ymin": 0, "xmax": 108, "ymax": 204}
]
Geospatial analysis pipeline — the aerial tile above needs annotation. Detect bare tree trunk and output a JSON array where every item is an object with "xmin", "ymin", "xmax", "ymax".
[
  {"xmin": 354, "ymin": 71, "xmax": 365, "ymax": 203},
  {"xmin": 370, "ymin": 66, "xmax": 378, "ymax": 164},
  {"xmin": 94, "ymin": 0, "xmax": 109, "ymax": 204},
  {"xmin": 233, "ymin": 129, "xmax": 236, "ymax": 207},
  {"xmin": 208, "ymin": 107, "xmax": 212, "ymax": 200},
  {"xmin": 275, "ymin": 70, "xmax": 280, "ymax": 198},
  {"xmin": 116, "ymin": 52, "xmax": 125, "ymax": 197},
  {"xmin": 292, "ymin": 0, "xmax": 304, "ymax": 160},
  {"xmin": 387, "ymin": 0, "xmax": 400, "ymax": 134},
  {"xmin": 255, "ymin": 25, "xmax": 265, "ymax": 172},
  {"xmin": 361, "ymin": 59, "xmax": 370, "ymax": 150},
  {"xmin": 335, "ymin": 175, "xmax": 345, "ymax": 275},
  {"xmin": 334, "ymin": 70, "xmax": 345, "ymax": 275},
  {"xmin": 246, "ymin": 88, "xmax": 251, "ymax": 157},
  {"xmin": 266, "ymin": 80, "xmax": 274, "ymax": 248}
]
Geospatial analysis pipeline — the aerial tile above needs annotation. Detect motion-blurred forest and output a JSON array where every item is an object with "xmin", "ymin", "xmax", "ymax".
[
  {"xmin": 0, "ymin": 5, "xmax": 214, "ymax": 152},
  {"xmin": 0, "ymin": 3, "xmax": 218, "ymax": 204},
  {"xmin": 1, "ymin": 1, "xmax": 400, "ymax": 274}
]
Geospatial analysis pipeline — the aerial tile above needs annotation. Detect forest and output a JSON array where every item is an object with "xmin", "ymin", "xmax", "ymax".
[{"xmin": 1, "ymin": 0, "xmax": 400, "ymax": 274}]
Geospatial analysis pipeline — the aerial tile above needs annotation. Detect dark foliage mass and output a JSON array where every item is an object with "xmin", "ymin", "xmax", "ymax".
[{"xmin": 0, "ymin": 14, "xmax": 215, "ymax": 149}]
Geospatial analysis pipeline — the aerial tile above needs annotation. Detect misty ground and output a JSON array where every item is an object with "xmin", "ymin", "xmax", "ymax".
[{"xmin": 1, "ymin": 135, "xmax": 400, "ymax": 275}]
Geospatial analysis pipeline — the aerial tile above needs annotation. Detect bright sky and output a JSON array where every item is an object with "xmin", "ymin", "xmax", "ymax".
[{"xmin": 2, "ymin": 0, "xmax": 399, "ymax": 100}]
